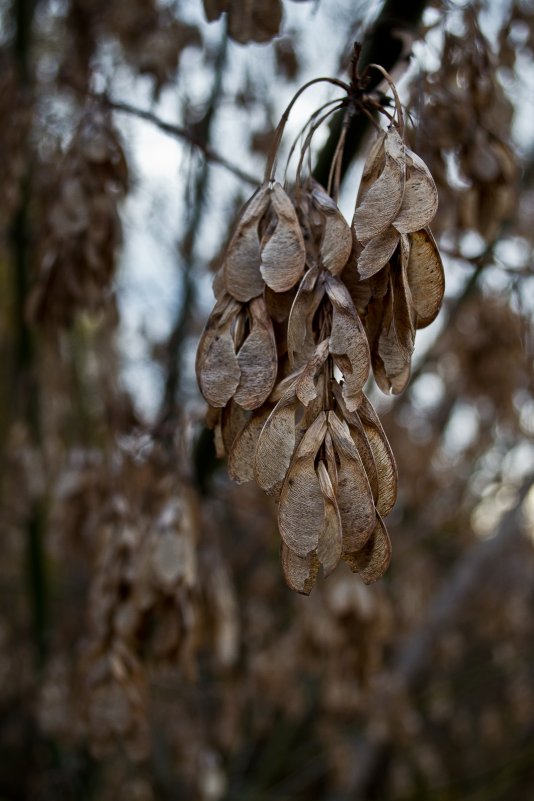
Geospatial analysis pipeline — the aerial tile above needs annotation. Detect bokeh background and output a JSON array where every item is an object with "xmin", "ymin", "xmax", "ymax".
[{"xmin": 1, "ymin": 0, "xmax": 534, "ymax": 799}]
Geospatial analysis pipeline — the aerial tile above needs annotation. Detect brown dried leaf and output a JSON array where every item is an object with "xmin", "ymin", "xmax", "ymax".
[
  {"xmin": 316, "ymin": 461, "xmax": 343, "ymax": 575},
  {"xmin": 196, "ymin": 295, "xmax": 241, "ymax": 407},
  {"xmin": 353, "ymin": 127, "xmax": 405, "ymax": 243},
  {"xmin": 343, "ymin": 513, "xmax": 391, "ymax": 583},
  {"xmin": 224, "ymin": 184, "xmax": 269, "ymax": 302},
  {"xmin": 327, "ymin": 412, "xmax": 376, "ymax": 552},
  {"xmin": 394, "ymin": 150, "xmax": 439, "ymax": 234},
  {"xmin": 280, "ymin": 542, "xmax": 320, "ymax": 595},
  {"xmin": 254, "ymin": 387, "xmax": 299, "ymax": 495},
  {"xmin": 260, "ymin": 183, "xmax": 306, "ymax": 293},
  {"xmin": 228, "ymin": 406, "xmax": 271, "ymax": 483},
  {"xmin": 325, "ymin": 274, "xmax": 370, "ymax": 412},
  {"xmin": 406, "ymin": 227, "xmax": 445, "ymax": 329},
  {"xmin": 278, "ymin": 412, "xmax": 327, "ymax": 557},
  {"xmin": 312, "ymin": 184, "xmax": 352, "ymax": 275},
  {"xmin": 234, "ymin": 297, "xmax": 278, "ymax": 409},
  {"xmin": 357, "ymin": 225, "xmax": 400, "ymax": 280}
]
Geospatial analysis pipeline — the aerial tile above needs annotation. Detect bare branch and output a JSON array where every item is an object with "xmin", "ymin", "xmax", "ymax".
[{"xmin": 104, "ymin": 97, "xmax": 260, "ymax": 187}]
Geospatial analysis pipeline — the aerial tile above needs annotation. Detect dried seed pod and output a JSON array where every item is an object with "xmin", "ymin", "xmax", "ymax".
[
  {"xmin": 280, "ymin": 542, "xmax": 320, "ymax": 595},
  {"xmin": 234, "ymin": 296, "xmax": 278, "ymax": 409},
  {"xmin": 343, "ymin": 513, "xmax": 392, "ymax": 583},
  {"xmin": 356, "ymin": 394, "xmax": 398, "ymax": 518},
  {"xmin": 228, "ymin": 406, "xmax": 271, "ymax": 483},
  {"xmin": 278, "ymin": 412, "xmax": 328, "ymax": 557},
  {"xmin": 260, "ymin": 183, "xmax": 306, "ymax": 293},
  {"xmin": 287, "ymin": 265, "xmax": 324, "ymax": 367},
  {"xmin": 393, "ymin": 149, "xmax": 439, "ymax": 234},
  {"xmin": 196, "ymin": 294, "xmax": 241, "ymax": 407},
  {"xmin": 325, "ymin": 274, "xmax": 370, "ymax": 411},
  {"xmin": 254, "ymin": 386, "xmax": 300, "ymax": 496},
  {"xmin": 224, "ymin": 184, "xmax": 270, "ymax": 302},
  {"xmin": 327, "ymin": 412, "xmax": 376, "ymax": 552},
  {"xmin": 353, "ymin": 127, "xmax": 406, "ymax": 243},
  {"xmin": 311, "ymin": 183, "xmax": 352, "ymax": 275},
  {"xmin": 357, "ymin": 225, "xmax": 399, "ymax": 281},
  {"xmin": 295, "ymin": 338, "xmax": 329, "ymax": 406},
  {"xmin": 406, "ymin": 227, "xmax": 445, "ymax": 329},
  {"xmin": 316, "ymin": 460, "xmax": 343, "ymax": 575}
]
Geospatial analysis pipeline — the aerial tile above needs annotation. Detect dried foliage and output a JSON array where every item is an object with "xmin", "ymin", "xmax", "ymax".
[
  {"xmin": 2, "ymin": 2, "xmax": 534, "ymax": 800},
  {"xmin": 196, "ymin": 61, "xmax": 444, "ymax": 592},
  {"xmin": 410, "ymin": 11, "xmax": 519, "ymax": 242},
  {"xmin": 28, "ymin": 109, "xmax": 128, "ymax": 327}
]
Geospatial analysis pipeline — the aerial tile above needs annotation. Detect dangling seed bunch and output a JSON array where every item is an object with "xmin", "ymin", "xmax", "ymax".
[{"xmin": 196, "ymin": 47, "xmax": 444, "ymax": 594}]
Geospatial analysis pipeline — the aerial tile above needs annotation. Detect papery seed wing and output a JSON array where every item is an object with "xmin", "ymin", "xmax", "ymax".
[
  {"xmin": 254, "ymin": 386, "xmax": 299, "ymax": 496},
  {"xmin": 260, "ymin": 183, "xmax": 306, "ymax": 292},
  {"xmin": 287, "ymin": 265, "xmax": 323, "ymax": 368},
  {"xmin": 393, "ymin": 150, "xmax": 439, "ymax": 234},
  {"xmin": 196, "ymin": 295, "xmax": 241, "ymax": 407},
  {"xmin": 312, "ymin": 184, "xmax": 352, "ymax": 275},
  {"xmin": 357, "ymin": 394, "xmax": 397, "ymax": 517},
  {"xmin": 353, "ymin": 127, "xmax": 405, "ymax": 243},
  {"xmin": 234, "ymin": 297, "xmax": 278, "ymax": 409},
  {"xmin": 349, "ymin": 420, "xmax": 379, "ymax": 504},
  {"xmin": 316, "ymin": 461, "xmax": 343, "ymax": 575},
  {"xmin": 295, "ymin": 338, "xmax": 329, "ymax": 406},
  {"xmin": 343, "ymin": 513, "xmax": 391, "ymax": 583},
  {"xmin": 406, "ymin": 228, "xmax": 445, "ymax": 329},
  {"xmin": 331, "ymin": 383, "xmax": 378, "ymax": 503},
  {"xmin": 324, "ymin": 430, "xmax": 338, "ymax": 491},
  {"xmin": 327, "ymin": 412, "xmax": 376, "ymax": 552},
  {"xmin": 374, "ymin": 274, "xmax": 412, "ymax": 394},
  {"xmin": 280, "ymin": 542, "xmax": 320, "ymax": 595},
  {"xmin": 298, "ymin": 371, "xmax": 326, "ymax": 440},
  {"xmin": 221, "ymin": 401, "xmax": 249, "ymax": 455},
  {"xmin": 228, "ymin": 406, "xmax": 271, "ymax": 484},
  {"xmin": 325, "ymin": 274, "xmax": 370, "ymax": 412},
  {"xmin": 356, "ymin": 131, "xmax": 386, "ymax": 205},
  {"xmin": 393, "ymin": 253, "xmax": 416, "ymax": 356},
  {"xmin": 357, "ymin": 226, "xmax": 400, "ymax": 280},
  {"xmin": 278, "ymin": 412, "xmax": 327, "ymax": 557},
  {"xmin": 224, "ymin": 184, "xmax": 270, "ymax": 302}
]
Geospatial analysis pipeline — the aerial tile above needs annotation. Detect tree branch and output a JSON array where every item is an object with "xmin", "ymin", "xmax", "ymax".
[
  {"xmin": 313, "ymin": 0, "xmax": 428, "ymax": 187},
  {"xmin": 104, "ymin": 97, "xmax": 260, "ymax": 187}
]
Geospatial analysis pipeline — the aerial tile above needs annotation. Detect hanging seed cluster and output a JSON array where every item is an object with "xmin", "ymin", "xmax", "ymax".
[{"xmin": 196, "ymin": 64, "xmax": 445, "ymax": 594}]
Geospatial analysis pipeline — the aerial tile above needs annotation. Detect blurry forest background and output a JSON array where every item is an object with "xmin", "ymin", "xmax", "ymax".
[{"xmin": 2, "ymin": 0, "xmax": 534, "ymax": 799}]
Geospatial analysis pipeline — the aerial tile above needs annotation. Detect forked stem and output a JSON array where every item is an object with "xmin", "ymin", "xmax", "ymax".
[{"xmin": 264, "ymin": 76, "xmax": 350, "ymax": 182}]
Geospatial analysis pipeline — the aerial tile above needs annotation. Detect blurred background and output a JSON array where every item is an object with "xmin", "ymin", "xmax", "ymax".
[{"xmin": 1, "ymin": 0, "xmax": 534, "ymax": 798}]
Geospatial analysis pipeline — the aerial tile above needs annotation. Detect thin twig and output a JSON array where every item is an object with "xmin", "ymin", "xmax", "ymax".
[{"xmin": 104, "ymin": 97, "xmax": 260, "ymax": 187}]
